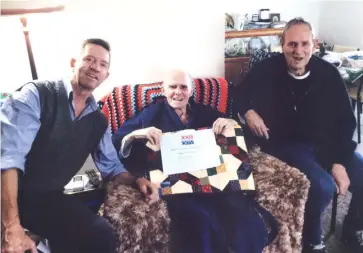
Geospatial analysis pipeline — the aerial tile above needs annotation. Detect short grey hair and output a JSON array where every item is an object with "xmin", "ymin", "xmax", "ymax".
[
  {"xmin": 163, "ymin": 69, "xmax": 194, "ymax": 88},
  {"xmin": 280, "ymin": 17, "xmax": 316, "ymax": 46}
]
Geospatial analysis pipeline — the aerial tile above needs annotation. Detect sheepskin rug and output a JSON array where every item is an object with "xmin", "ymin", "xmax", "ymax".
[
  {"xmin": 103, "ymin": 146, "xmax": 310, "ymax": 253},
  {"xmin": 249, "ymin": 146, "xmax": 310, "ymax": 253},
  {"xmin": 102, "ymin": 182, "xmax": 170, "ymax": 253}
]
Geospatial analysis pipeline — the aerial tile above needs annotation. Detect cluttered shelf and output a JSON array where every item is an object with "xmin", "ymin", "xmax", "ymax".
[
  {"xmin": 225, "ymin": 28, "xmax": 283, "ymax": 39},
  {"xmin": 224, "ymin": 11, "xmax": 286, "ymax": 86},
  {"xmin": 224, "ymin": 27, "xmax": 283, "ymax": 60},
  {"xmin": 224, "ymin": 28, "xmax": 284, "ymax": 86},
  {"xmin": 225, "ymin": 56, "xmax": 249, "ymax": 62}
]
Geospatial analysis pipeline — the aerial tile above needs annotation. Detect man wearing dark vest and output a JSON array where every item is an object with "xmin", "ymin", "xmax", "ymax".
[
  {"xmin": 235, "ymin": 18, "xmax": 363, "ymax": 253},
  {"xmin": 1, "ymin": 38, "xmax": 159, "ymax": 253}
]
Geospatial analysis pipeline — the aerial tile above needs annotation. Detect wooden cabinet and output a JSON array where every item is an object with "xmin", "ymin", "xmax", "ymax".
[
  {"xmin": 225, "ymin": 57, "xmax": 250, "ymax": 86},
  {"xmin": 225, "ymin": 28, "xmax": 283, "ymax": 87}
]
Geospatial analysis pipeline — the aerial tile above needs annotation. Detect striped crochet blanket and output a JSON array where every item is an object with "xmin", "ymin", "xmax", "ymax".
[{"xmin": 97, "ymin": 78, "xmax": 233, "ymax": 134}]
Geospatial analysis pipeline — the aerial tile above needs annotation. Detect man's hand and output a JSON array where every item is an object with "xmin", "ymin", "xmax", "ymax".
[
  {"xmin": 1, "ymin": 223, "xmax": 37, "ymax": 253},
  {"xmin": 135, "ymin": 177, "xmax": 159, "ymax": 204},
  {"xmin": 111, "ymin": 173, "xmax": 159, "ymax": 205},
  {"xmin": 331, "ymin": 164, "xmax": 350, "ymax": 195},
  {"xmin": 1, "ymin": 169, "xmax": 37, "ymax": 253},
  {"xmin": 212, "ymin": 118, "xmax": 238, "ymax": 135},
  {"xmin": 244, "ymin": 110, "xmax": 269, "ymax": 140},
  {"xmin": 131, "ymin": 127, "xmax": 162, "ymax": 146}
]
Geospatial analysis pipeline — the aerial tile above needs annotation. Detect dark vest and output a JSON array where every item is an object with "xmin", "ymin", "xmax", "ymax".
[{"xmin": 20, "ymin": 80, "xmax": 108, "ymax": 192}]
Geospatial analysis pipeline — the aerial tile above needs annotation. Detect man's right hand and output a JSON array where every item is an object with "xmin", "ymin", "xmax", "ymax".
[
  {"xmin": 135, "ymin": 177, "xmax": 160, "ymax": 204},
  {"xmin": 244, "ymin": 110, "xmax": 270, "ymax": 140},
  {"xmin": 1, "ymin": 222, "xmax": 37, "ymax": 253},
  {"xmin": 131, "ymin": 127, "xmax": 163, "ymax": 146}
]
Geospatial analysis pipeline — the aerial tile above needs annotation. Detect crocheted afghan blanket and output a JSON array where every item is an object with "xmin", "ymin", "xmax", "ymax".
[{"xmin": 98, "ymin": 78, "xmax": 233, "ymax": 134}]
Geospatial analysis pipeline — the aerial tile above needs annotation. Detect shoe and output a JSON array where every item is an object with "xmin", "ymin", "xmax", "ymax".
[
  {"xmin": 342, "ymin": 229, "xmax": 363, "ymax": 252},
  {"xmin": 302, "ymin": 243, "xmax": 328, "ymax": 253}
]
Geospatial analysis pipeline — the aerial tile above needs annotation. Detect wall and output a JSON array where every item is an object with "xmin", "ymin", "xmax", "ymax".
[
  {"xmin": 0, "ymin": 0, "xmax": 320, "ymax": 99},
  {"xmin": 317, "ymin": 1, "xmax": 363, "ymax": 49},
  {"xmin": 0, "ymin": 15, "xmax": 33, "ymax": 92},
  {"xmin": 226, "ymin": 0, "xmax": 320, "ymax": 31}
]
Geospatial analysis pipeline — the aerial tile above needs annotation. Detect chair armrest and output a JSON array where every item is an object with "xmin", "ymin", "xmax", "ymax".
[{"xmin": 103, "ymin": 182, "xmax": 170, "ymax": 253}]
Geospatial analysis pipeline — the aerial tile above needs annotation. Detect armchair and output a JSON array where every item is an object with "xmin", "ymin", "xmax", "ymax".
[{"xmin": 98, "ymin": 77, "xmax": 310, "ymax": 253}]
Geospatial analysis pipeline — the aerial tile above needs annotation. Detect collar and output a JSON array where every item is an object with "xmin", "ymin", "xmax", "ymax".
[
  {"xmin": 288, "ymin": 70, "xmax": 311, "ymax": 79},
  {"xmin": 62, "ymin": 78, "xmax": 74, "ymax": 98},
  {"xmin": 62, "ymin": 78, "xmax": 98, "ymax": 110},
  {"xmin": 165, "ymin": 99, "xmax": 194, "ymax": 115},
  {"xmin": 283, "ymin": 55, "xmax": 315, "ymax": 79}
]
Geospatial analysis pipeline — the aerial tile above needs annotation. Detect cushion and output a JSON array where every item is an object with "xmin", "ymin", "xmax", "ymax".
[{"xmin": 97, "ymin": 78, "xmax": 232, "ymax": 134}]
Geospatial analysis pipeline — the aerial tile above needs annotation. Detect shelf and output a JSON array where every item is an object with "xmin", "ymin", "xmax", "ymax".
[
  {"xmin": 225, "ymin": 28, "xmax": 284, "ymax": 39},
  {"xmin": 225, "ymin": 56, "xmax": 250, "ymax": 62}
]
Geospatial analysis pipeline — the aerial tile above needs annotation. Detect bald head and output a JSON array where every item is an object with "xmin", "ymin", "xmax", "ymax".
[
  {"xmin": 162, "ymin": 69, "xmax": 194, "ymax": 110},
  {"xmin": 162, "ymin": 69, "xmax": 194, "ymax": 89}
]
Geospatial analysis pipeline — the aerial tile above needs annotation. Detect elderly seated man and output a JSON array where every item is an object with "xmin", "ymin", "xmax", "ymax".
[
  {"xmin": 112, "ymin": 69, "xmax": 277, "ymax": 253},
  {"xmin": 234, "ymin": 17, "xmax": 363, "ymax": 253}
]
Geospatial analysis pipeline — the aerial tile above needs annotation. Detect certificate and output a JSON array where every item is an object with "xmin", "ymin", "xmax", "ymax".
[{"xmin": 160, "ymin": 128, "xmax": 221, "ymax": 175}]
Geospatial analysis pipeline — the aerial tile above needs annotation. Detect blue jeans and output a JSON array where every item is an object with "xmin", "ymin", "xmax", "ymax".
[{"xmin": 263, "ymin": 143, "xmax": 363, "ymax": 245}]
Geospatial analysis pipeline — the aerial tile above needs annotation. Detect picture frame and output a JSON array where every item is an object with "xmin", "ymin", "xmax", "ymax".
[{"xmin": 270, "ymin": 13, "xmax": 280, "ymax": 23}]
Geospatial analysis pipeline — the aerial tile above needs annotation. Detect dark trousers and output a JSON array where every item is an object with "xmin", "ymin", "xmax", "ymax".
[
  {"xmin": 263, "ymin": 143, "xmax": 363, "ymax": 245},
  {"xmin": 166, "ymin": 193, "xmax": 269, "ymax": 253},
  {"xmin": 19, "ymin": 190, "xmax": 116, "ymax": 253}
]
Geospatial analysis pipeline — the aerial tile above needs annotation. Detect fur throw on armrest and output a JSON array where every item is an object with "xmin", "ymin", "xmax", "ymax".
[
  {"xmin": 102, "ymin": 182, "xmax": 170, "ymax": 253},
  {"xmin": 249, "ymin": 146, "xmax": 310, "ymax": 253}
]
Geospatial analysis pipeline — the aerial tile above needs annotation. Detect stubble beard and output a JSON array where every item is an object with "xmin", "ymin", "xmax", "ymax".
[{"xmin": 78, "ymin": 81, "xmax": 95, "ymax": 91}]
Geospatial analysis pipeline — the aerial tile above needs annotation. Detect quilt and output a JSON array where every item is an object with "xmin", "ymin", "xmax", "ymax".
[{"xmin": 146, "ymin": 126, "xmax": 255, "ymax": 196}]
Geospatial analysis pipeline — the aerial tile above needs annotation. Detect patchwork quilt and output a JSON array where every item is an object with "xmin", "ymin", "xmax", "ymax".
[{"xmin": 146, "ymin": 126, "xmax": 255, "ymax": 196}]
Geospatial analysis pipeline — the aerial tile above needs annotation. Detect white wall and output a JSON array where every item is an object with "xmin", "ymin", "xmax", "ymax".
[
  {"xmin": 0, "ymin": 15, "xmax": 33, "ymax": 91},
  {"xmin": 0, "ymin": 0, "xmax": 320, "ymax": 99},
  {"xmin": 226, "ymin": 0, "xmax": 320, "ymax": 31},
  {"xmin": 317, "ymin": 1, "xmax": 363, "ymax": 49}
]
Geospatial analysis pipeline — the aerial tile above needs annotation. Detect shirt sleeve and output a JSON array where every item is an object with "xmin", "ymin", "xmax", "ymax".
[
  {"xmin": 91, "ymin": 126, "xmax": 128, "ymax": 180},
  {"xmin": 318, "ymin": 68, "xmax": 357, "ymax": 169},
  {"xmin": 1, "ymin": 83, "xmax": 41, "ymax": 172},
  {"xmin": 112, "ymin": 111, "xmax": 144, "ymax": 157},
  {"xmin": 120, "ymin": 138, "xmax": 132, "ymax": 158},
  {"xmin": 208, "ymin": 106, "xmax": 226, "ymax": 122}
]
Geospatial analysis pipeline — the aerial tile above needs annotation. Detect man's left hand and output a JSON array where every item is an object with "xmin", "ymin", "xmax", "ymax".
[
  {"xmin": 331, "ymin": 164, "xmax": 350, "ymax": 195},
  {"xmin": 212, "ymin": 118, "xmax": 238, "ymax": 135},
  {"xmin": 135, "ymin": 177, "xmax": 159, "ymax": 204}
]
